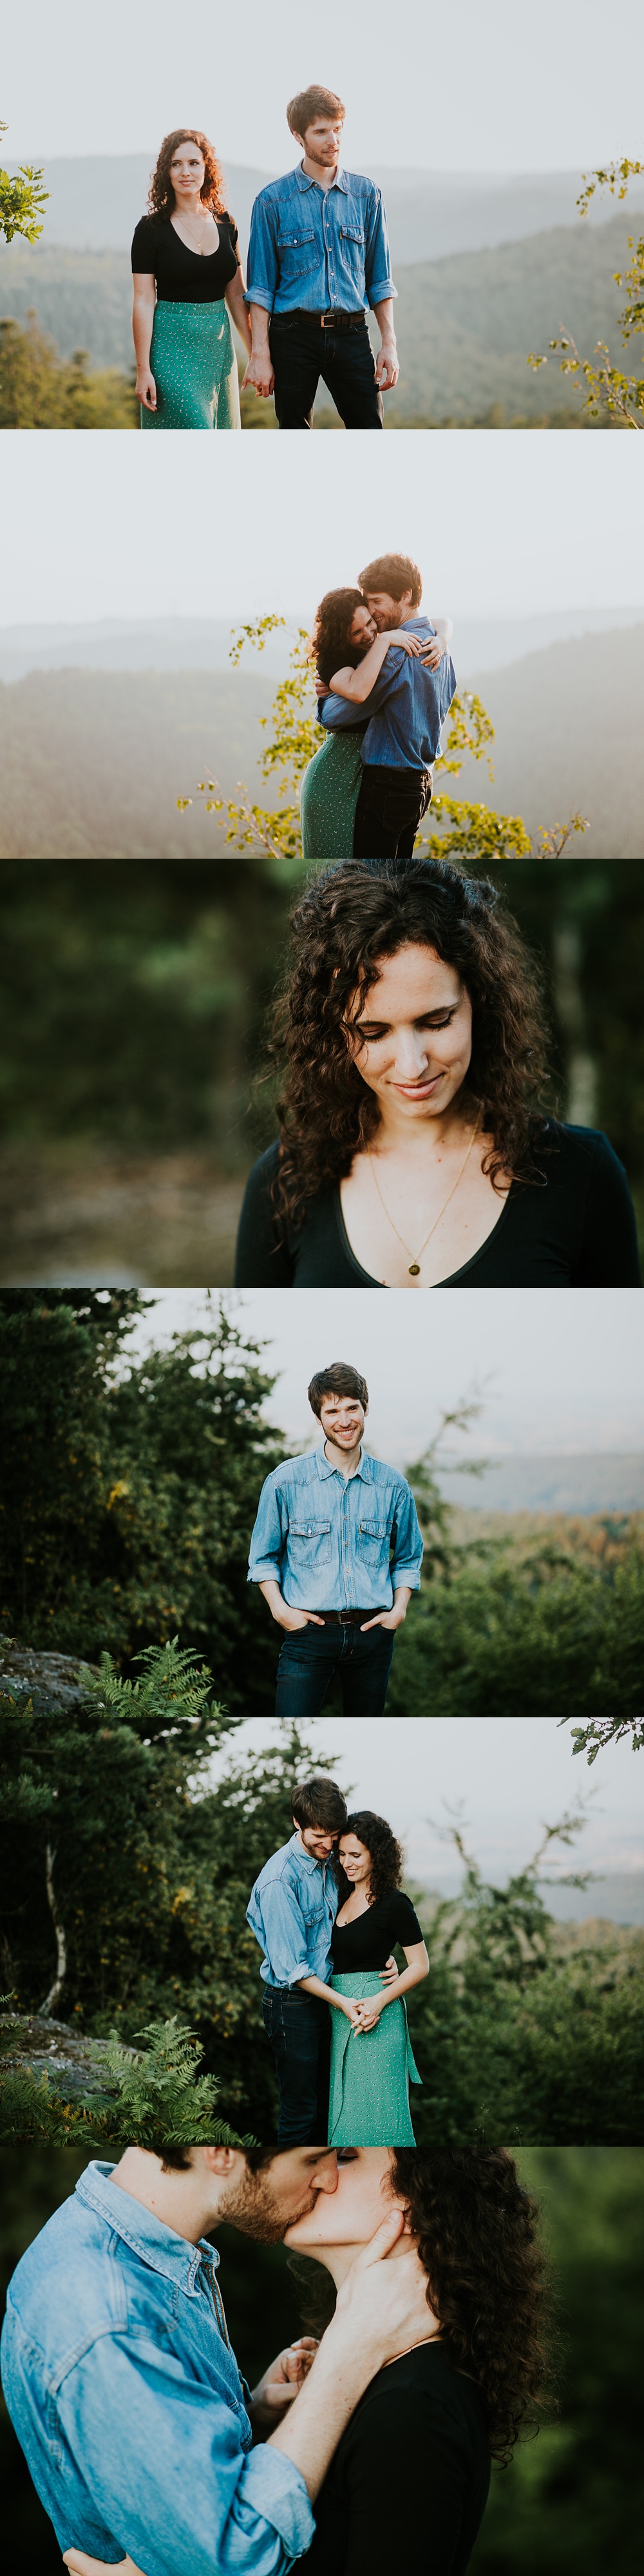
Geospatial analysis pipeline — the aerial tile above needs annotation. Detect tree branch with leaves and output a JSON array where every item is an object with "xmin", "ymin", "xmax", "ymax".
[
  {"xmin": 529, "ymin": 158, "xmax": 644, "ymax": 427},
  {"xmin": 0, "ymin": 120, "xmax": 48, "ymax": 244}
]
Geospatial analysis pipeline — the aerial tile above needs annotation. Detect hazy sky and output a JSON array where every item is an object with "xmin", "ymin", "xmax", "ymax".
[
  {"xmin": 3, "ymin": 434, "xmax": 642, "ymax": 628},
  {"xmin": 124, "ymin": 1289, "xmax": 644, "ymax": 1469},
  {"xmin": 4, "ymin": 0, "xmax": 643, "ymax": 171},
  {"xmin": 206, "ymin": 1715, "xmax": 643, "ymax": 1883}
]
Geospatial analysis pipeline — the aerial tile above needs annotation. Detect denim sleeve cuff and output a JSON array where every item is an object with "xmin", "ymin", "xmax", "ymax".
[
  {"xmin": 392, "ymin": 1566, "xmax": 422, "ymax": 1589},
  {"xmin": 240, "ymin": 2443, "xmax": 315, "ymax": 2557},
  {"xmin": 247, "ymin": 1560, "xmax": 282, "ymax": 1583},
  {"xmin": 244, "ymin": 289, "xmax": 275, "ymax": 310},
  {"xmin": 367, "ymin": 279, "xmax": 397, "ymax": 306}
]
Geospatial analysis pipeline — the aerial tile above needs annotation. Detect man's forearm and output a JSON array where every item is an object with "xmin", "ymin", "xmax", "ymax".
[
  {"xmin": 249, "ymin": 302, "xmax": 272, "ymax": 352},
  {"xmin": 373, "ymin": 297, "xmax": 397, "ymax": 344}
]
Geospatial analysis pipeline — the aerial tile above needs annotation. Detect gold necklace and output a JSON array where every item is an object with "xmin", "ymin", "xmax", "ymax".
[
  {"xmin": 368, "ymin": 1110, "xmax": 482, "ymax": 1276},
  {"xmin": 176, "ymin": 208, "xmax": 211, "ymax": 252}
]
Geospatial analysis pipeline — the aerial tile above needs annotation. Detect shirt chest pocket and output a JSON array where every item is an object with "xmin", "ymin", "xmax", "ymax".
[
  {"xmin": 357, "ymin": 1517, "xmax": 392, "ymax": 1556},
  {"xmin": 289, "ymin": 1516, "xmax": 333, "ymax": 1568},
  {"xmin": 339, "ymin": 224, "xmax": 366, "ymax": 275},
  {"xmin": 277, "ymin": 227, "xmax": 317, "ymax": 281}
]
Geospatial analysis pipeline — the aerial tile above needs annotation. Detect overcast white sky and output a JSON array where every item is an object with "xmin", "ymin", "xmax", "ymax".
[
  {"xmin": 207, "ymin": 1715, "xmax": 643, "ymax": 1883},
  {"xmin": 3, "ymin": 434, "xmax": 642, "ymax": 628},
  {"xmin": 4, "ymin": 0, "xmax": 643, "ymax": 171},
  {"xmin": 125, "ymin": 1289, "xmax": 644, "ymax": 1468}
]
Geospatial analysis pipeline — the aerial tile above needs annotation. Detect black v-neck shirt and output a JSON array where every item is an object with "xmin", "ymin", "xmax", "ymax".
[
  {"xmin": 298, "ymin": 2341, "xmax": 491, "ymax": 2575},
  {"xmin": 131, "ymin": 213, "xmax": 239, "ymax": 301},
  {"xmin": 234, "ymin": 1125, "xmax": 641, "ymax": 1288},
  {"xmin": 332, "ymin": 1891, "xmax": 423, "ymax": 1972}
]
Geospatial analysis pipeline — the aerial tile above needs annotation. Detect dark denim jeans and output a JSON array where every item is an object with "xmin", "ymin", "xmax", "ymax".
[
  {"xmin": 274, "ymin": 1622, "xmax": 395, "ymax": 1715},
  {"xmin": 353, "ymin": 763, "xmax": 433, "ymax": 859},
  {"xmin": 262, "ymin": 1986, "xmax": 331, "ymax": 2145},
  {"xmin": 269, "ymin": 309, "xmax": 383, "ymax": 429}
]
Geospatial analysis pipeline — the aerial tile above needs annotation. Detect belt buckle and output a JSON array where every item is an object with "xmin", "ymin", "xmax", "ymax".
[{"xmin": 321, "ymin": 310, "xmax": 336, "ymax": 328}]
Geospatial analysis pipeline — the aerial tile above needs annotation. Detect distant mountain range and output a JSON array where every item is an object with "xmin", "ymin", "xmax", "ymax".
[
  {"xmin": 8, "ymin": 156, "xmax": 644, "ymax": 259},
  {"xmin": 2, "ymin": 606, "xmax": 643, "ymax": 686},
  {"xmin": 1, "ymin": 624, "xmax": 642, "ymax": 857},
  {"xmin": 435, "ymin": 1453, "xmax": 644, "ymax": 1514},
  {"xmin": 1, "ymin": 207, "xmax": 639, "ymax": 422}
]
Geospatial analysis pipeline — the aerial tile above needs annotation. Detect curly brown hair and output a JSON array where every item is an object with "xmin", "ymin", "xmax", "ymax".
[
  {"xmin": 265, "ymin": 859, "xmax": 554, "ymax": 1231},
  {"xmin": 390, "ymin": 2147, "xmax": 549, "ymax": 2463},
  {"xmin": 147, "ymin": 130, "xmax": 227, "ymax": 221},
  {"xmin": 337, "ymin": 1810, "xmax": 404, "ymax": 1909},
  {"xmin": 310, "ymin": 588, "xmax": 370, "ymax": 688}
]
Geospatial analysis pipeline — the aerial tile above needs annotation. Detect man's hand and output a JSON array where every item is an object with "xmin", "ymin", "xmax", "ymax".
[
  {"xmin": 333, "ymin": 2211, "xmax": 437, "ymax": 2362},
  {"xmin": 251, "ymin": 2338, "xmax": 319, "ymax": 2428},
  {"xmin": 379, "ymin": 1952, "xmax": 399, "ymax": 1988},
  {"xmin": 276, "ymin": 1603, "xmax": 326, "ymax": 1633},
  {"xmin": 354, "ymin": 1995, "xmax": 385, "ymax": 2032},
  {"xmin": 360, "ymin": 1600, "xmax": 408, "ymax": 1634},
  {"xmin": 338, "ymin": 1995, "xmax": 366, "ymax": 2028},
  {"xmin": 64, "ymin": 2557, "xmax": 140, "ymax": 2576},
  {"xmin": 375, "ymin": 335, "xmax": 399, "ymax": 389},
  {"xmin": 240, "ymin": 350, "xmax": 275, "ymax": 398}
]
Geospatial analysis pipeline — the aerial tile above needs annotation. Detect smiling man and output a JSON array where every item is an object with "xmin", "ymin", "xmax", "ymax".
[
  {"xmin": 1, "ymin": 2144, "xmax": 431, "ymax": 2576},
  {"xmin": 247, "ymin": 1361, "xmax": 423, "ymax": 1715},
  {"xmin": 242, "ymin": 84, "xmax": 398, "ymax": 427}
]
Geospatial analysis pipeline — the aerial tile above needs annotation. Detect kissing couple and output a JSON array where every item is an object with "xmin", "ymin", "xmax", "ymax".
[
  {"xmin": 300, "ymin": 549, "xmax": 456, "ymax": 863},
  {"xmin": 247, "ymin": 1772, "xmax": 430, "ymax": 2146},
  {"xmin": 2, "ymin": 2140, "xmax": 546, "ymax": 2575}
]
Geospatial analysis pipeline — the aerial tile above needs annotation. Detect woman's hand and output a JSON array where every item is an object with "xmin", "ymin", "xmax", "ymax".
[
  {"xmin": 251, "ymin": 2337, "xmax": 319, "ymax": 2426},
  {"xmin": 339, "ymin": 1995, "xmax": 365, "ymax": 2028},
  {"xmin": 354, "ymin": 1995, "xmax": 386, "ymax": 2032},
  {"xmin": 136, "ymin": 370, "xmax": 157, "ymax": 411},
  {"xmin": 384, "ymin": 630, "xmax": 422, "ymax": 657}
]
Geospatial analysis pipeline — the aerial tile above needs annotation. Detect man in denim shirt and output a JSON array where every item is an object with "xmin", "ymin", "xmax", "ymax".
[
  {"xmin": 2, "ymin": 2145, "xmax": 432, "ymax": 2576},
  {"xmin": 317, "ymin": 550, "xmax": 457, "ymax": 859},
  {"xmin": 248, "ymin": 1361, "xmax": 423, "ymax": 1717},
  {"xmin": 242, "ymin": 82, "xmax": 398, "ymax": 428}
]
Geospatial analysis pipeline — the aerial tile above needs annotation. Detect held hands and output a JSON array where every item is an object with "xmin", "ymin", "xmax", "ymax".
[
  {"xmin": 251, "ymin": 2338, "xmax": 319, "ymax": 2427},
  {"xmin": 136, "ymin": 372, "xmax": 156, "ymax": 410},
  {"xmin": 241, "ymin": 351, "xmax": 275, "ymax": 398}
]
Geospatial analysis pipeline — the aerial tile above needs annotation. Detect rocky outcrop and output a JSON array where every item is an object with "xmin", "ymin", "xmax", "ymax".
[
  {"xmin": 1, "ymin": 2010, "xmax": 136, "ymax": 2102},
  {"xmin": 0, "ymin": 1639, "xmax": 98, "ymax": 1712}
]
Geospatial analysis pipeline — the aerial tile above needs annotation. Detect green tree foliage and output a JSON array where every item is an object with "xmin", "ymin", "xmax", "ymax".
[
  {"xmin": 406, "ymin": 1822, "xmax": 644, "ymax": 2144},
  {"xmin": 0, "ymin": 309, "xmax": 138, "ymax": 425},
  {"xmin": 566, "ymin": 1713, "xmax": 644, "ymax": 1760},
  {"xmin": 0, "ymin": 126, "xmax": 48, "ymax": 245},
  {"xmin": 529, "ymin": 160, "xmax": 644, "ymax": 425},
  {"xmin": 178, "ymin": 617, "xmax": 585, "ymax": 861},
  {"xmin": 0, "ymin": 2010, "xmax": 254, "ymax": 2147},
  {"xmin": 0, "ymin": 1291, "xmax": 285, "ymax": 1707},
  {"xmin": 389, "ymin": 1522, "xmax": 644, "ymax": 1717}
]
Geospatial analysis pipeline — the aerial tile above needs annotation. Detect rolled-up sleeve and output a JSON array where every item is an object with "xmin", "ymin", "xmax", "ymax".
[
  {"xmin": 318, "ymin": 651, "xmax": 403, "ymax": 733},
  {"xmin": 248, "ymin": 1874, "xmax": 315, "ymax": 1988},
  {"xmin": 248, "ymin": 1477, "xmax": 286, "ymax": 1585},
  {"xmin": 363, "ymin": 187, "xmax": 397, "ymax": 307},
  {"xmin": 390, "ymin": 1482, "xmax": 424, "ymax": 1591},
  {"xmin": 245, "ymin": 194, "xmax": 279, "ymax": 310},
  {"xmin": 55, "ymin": 2333, "xmax": 314, "ymax": 2576}
]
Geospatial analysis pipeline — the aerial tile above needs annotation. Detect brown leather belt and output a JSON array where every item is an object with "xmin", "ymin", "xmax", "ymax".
[{"xmin": 314, "ymin": 1607, "xmax": 387, "ymax": 1627}]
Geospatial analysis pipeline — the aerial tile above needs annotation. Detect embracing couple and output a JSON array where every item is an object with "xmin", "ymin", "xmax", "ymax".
[
  {"xmin": 247, "ymin": 1772, "xmax": 429, "ymax": 2149},
  {"xmin": 1, "ymin": 2140, "xmax": 546, "ymax": 2575},
  {"xmin": 301, "ymin": 550, "xmax": 456, "ymax": 863}
]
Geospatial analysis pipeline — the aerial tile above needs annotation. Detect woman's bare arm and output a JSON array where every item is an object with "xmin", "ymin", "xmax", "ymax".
[
  {"xmin": 225, "ymin": 262, "xmax": 253, "ymax": 357},
  {"xmin": 328, "ymin": 628, "xmax": 422, "ymax": 704},
  {"xmin": 355, "ymin": 1939, "xmax": 429, "ymax": 2030},
  {"xmin": 132, "ymin": 274, "xmax": 157, "ymax": 408}
]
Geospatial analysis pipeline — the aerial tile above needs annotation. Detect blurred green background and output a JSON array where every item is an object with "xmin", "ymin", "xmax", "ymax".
[
  {"xmin": 1, "ymin": 2147, "xmax": 641, "ymax": 2576},
  {"xmin": 0, "ymin": 857, "xmax": 642, "ymax": 1281}
]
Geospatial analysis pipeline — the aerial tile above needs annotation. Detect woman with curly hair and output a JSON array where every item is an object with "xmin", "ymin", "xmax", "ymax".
[
  {"xmin": 300, "ymin": 588, "xmax": 437, "ymax": 863},
  {"xmin": 235, "ymin": 857, "xmax": 640, "ymax": 1287},
  {"xmin": 131, "ymin": 130, "xmax": 251, "ymax": 427},
  {"xmin": 286, "ymin": 2143, "xmax": 549, "ymax": 2573},
  {"xmin": 323, "ymin": 1813, "xmax": 428, "ymax": 2146}
]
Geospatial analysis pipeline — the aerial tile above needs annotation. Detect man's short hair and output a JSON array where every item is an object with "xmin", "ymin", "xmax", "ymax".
[
  {"xmin": 287, "ymin": 86, "xmax": 346, "ymax": 138},
  {"xmin": 160, "ymin": 2143, "xmax": 278, "ymax": 2174},
  {"xmin": 308, "ymin": 1362, "xmax": 369, "ymax": 1419},
  {"xmin": 291, "ymin": 1772, "xmax": 348, "ymax": 1833},
  {"xmin": 358, "ymin": 552, "xmax": 423, "ymax": 610}
]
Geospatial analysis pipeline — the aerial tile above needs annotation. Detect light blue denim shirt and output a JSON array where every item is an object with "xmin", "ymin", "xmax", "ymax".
[
  {"xmin": 319, "ymin": 618, "xmax": 457, "ymax": 770},
  {"xmin": 247, "ymin": 1831, "xmax": 337, "ymax": 1988},
  {"xmin": 248, "ymin": 1446, "xmax": 423, "ymax": 1612},
  {"xmin": 1, "ymin": 2161, "xmax": 313, "ymax": 2576},
  {"xmin": 245, "ymin": 164, "xmax": 396, "ymax": 314}
]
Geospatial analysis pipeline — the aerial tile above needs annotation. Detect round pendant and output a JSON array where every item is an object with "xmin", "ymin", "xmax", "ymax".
[{"xmin": 408, "ymin": 1261, "xmax": 421, "ymax": 1276}]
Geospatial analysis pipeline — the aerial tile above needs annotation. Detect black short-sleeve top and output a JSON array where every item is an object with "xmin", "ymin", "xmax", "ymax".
[
  {"xmin": 299, "ymin": 2341, "xmax": 491, "ymax": 2576},
  {"xmin": 234, "ymin": 1124, "xmax": 641, "ymax": 1289},
  {"xmin": 131, "ymin": 213, "xmax": 239, "ymax": 301},
  {"xmin": 331, "ymin": 1891, "xmax": 424, "ymax": 1973}
]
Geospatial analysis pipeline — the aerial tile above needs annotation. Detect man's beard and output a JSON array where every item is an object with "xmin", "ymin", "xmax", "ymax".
[{"xmin": 222, "ymin": 2167, "xmax": 320, "ymax": 2245}]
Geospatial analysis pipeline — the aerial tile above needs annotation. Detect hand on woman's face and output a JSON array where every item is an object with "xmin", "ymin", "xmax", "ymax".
[
  {"xmin": 284, "ymin": 2148, "xmax": 406, "ymax": 2251},
  {"xmin": 346, "ymin": 943, "xmax": 473, "ymax": 1118}
]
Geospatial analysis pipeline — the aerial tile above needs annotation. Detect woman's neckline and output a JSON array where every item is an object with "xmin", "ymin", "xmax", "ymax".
[
  {"xmin": 169, "ymin": 213, "xmax": 222, "ymax": 259},
  {"xmin": 334, "ymin": 1177, "xmax": 514, "ymax": 1288}
]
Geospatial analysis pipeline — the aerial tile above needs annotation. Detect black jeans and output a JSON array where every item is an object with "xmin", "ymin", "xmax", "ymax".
[
  {"xmin": 274, "ymin": 1621, "xmax": 395, "ymax": 1715},
  {"xmin": 269, "ymin": 310, "xmax": 383, "ymax": 429},
  {"xmin": 262, "ymin": 1986, "xmax": 331, "ymax": 2145},
  {"xmin": 353, "ymin": 764, "xmax": 433, "ymax": 859}
]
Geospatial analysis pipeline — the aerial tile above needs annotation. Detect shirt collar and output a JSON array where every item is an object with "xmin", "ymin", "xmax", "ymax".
[
  {"xmin": 295, "ymin": 159, "xmax": 348, "ymax": 195},
  {"xmin": 75, "ymin": 2161, "xmax": 220, "ymax": 2291},
  {"xmin": 315, "ymin": 1442, "xmax": 372, "ymax": 1484}
]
